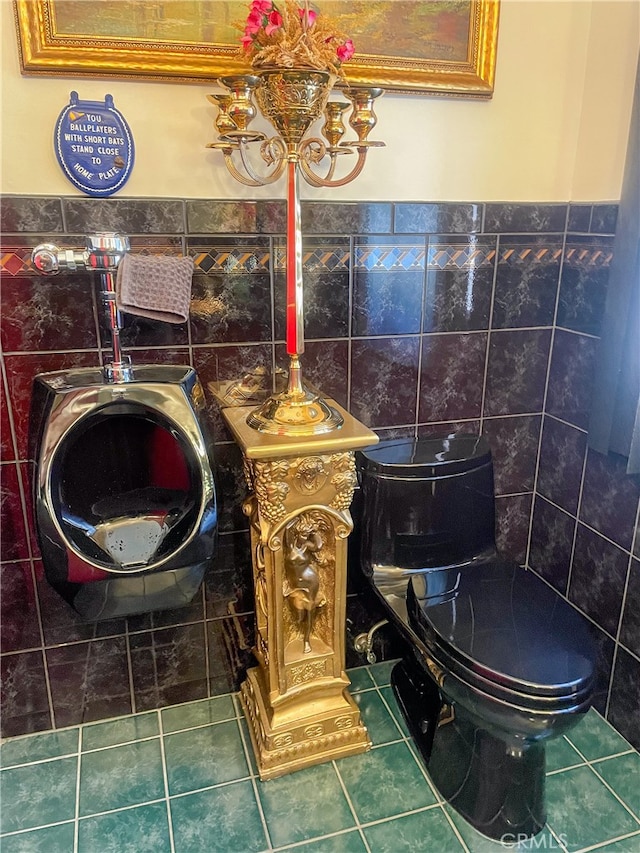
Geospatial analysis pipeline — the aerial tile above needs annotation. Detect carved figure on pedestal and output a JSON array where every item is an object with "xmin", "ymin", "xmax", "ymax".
[{"xmin": 284, "ymin": 511, "xmax": 328, "ymax": 653}]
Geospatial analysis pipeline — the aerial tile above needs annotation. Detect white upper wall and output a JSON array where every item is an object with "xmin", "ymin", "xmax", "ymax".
[{"xmin": 1, "ymin": 0, "xmax": 638, "ymax": 201}]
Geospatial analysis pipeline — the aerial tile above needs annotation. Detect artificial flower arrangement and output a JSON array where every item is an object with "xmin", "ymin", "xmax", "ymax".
[{"xmin": 239, "ymin": 0, "xmax": 355, "ymax": 77}]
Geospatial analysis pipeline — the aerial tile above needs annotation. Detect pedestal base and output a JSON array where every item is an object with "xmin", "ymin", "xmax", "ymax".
[
  {"xmin": 222, "ymin": 400, "xmax": 378, "ymax": 779},
  {"xmin": 246, "ymin": 388, "xmax": 344, "ymax": 436},
  {"xmin": 240, "ymin": 666, "xmax": 371, "ymax": 780}
]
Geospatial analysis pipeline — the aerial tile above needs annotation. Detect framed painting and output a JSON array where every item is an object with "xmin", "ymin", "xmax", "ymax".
[{"xmin": 14, "ymin": 0, "xmax": 499, "ymax": 97}]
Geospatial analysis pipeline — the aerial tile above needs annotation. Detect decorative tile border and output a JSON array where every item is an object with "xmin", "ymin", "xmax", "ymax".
[
  {"xmin": 427, "ymin": 241, "xmax": 495, "ymax": 270},
  {"xmin": 563, "ymin": 242, "xmax": 614, "ymax": 269},
  {"xmin": 498, "ymin": 245, "xmax": 563, "ymax": 265},
  {"xmin": 193, "ymin": 248, "xmax": 271, "ymax": 274},
  {"xmin": 354, "ymin": 244, "xmax": 426, "ymax": 271},
  {"xmin": 7, "ymin": 239, "xmax": 606, "ymax": 278}
]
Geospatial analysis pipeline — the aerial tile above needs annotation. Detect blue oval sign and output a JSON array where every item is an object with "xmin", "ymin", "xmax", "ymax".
[{"xmin": 54, "ymin": 92, "xmax": 134, "ymax": 197}]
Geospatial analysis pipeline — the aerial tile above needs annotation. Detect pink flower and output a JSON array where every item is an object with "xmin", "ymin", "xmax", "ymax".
[
  {"xmin": 245, "ymin": 9, "xmax": 263, "ymax": 34},
  {"xmin": 298, "ymin": 7, "xmax": 317, "ymax": 27},
  {"xmin": 241, "ymin": 33, "xmax": 255, "ymax": 51},
  {"xmin": 250, "ymin": 0, "xmax": 273, "ymax": 13},
  {"xmin": 264, "ymin": 8, "xmax": 283, "ymax": 35},
  {"xmin": 336, "ymin": 38, "xmax": 354, "ymax": 61}
]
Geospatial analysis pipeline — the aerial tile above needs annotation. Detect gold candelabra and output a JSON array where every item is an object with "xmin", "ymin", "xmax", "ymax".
[{"xmin": 207, "ymin": 69, "xmax": 384, "ymax": 436}]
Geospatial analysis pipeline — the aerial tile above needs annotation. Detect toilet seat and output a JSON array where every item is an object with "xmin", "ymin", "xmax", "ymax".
[{"xmin": 407, "ymin": 559, "xmax": 595, "ymax": 704}]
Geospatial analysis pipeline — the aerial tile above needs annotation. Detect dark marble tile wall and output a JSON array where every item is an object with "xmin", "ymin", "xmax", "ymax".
[
  {"xmin": 529, "ymin": 203, "xmax": 639, "ymax": 749},
  {"xmin": 1, "ymin": 195, "xmax": 634, "ymax": 747}
]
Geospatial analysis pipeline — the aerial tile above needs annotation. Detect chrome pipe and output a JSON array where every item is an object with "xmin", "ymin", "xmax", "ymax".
[
  {"xmin": 32, "ymin": 233, "xmax": 132, "ymax": 382},
  {"xmin": 353, "ymin": 618, "xmax": 389, "ymax": 664}
]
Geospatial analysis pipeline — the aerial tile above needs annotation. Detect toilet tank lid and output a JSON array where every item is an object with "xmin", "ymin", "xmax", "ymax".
[{"xmin": 358, "ymin": 435, "xmax": 491, "ymax": 478}]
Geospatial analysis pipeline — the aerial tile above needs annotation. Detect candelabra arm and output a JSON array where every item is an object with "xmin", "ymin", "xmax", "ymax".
[
  {"xmin": 240, "ymin": 140, "xmax": 288, "ymax": 185},
  {"xmin": 324, "ymin": 154, "xmax": 339, "ymax": 183},
  {"xmin": 221, "ymin": 143, "xmax": 287, "ymax": 187},
  {"xmin": 223, "ymin": 149, "xmax": 267, "ymax": 187},
  {"xmin": 298, "ymin": 147, "xmax": 368, "ymax": 188}
]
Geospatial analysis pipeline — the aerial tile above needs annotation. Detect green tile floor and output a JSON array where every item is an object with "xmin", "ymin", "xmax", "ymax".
[{"xmin": 1, "ymin": 661, "xmax": 639, "ymax": 853}]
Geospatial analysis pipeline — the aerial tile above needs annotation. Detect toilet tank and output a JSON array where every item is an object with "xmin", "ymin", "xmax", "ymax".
[{"xmin": 357, "ymin": 435, "xmax": 496, "ymax": 580}]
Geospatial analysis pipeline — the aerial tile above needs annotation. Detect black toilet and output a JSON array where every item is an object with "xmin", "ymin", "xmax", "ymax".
[{"xmin": 357, "ymin": 435, "xmax": 596, "ymax": 840}]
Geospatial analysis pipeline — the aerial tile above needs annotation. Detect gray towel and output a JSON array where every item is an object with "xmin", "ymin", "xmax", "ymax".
[{"xmin": 116, "ymin": 253, "xmax": 194, "ymax": 324}]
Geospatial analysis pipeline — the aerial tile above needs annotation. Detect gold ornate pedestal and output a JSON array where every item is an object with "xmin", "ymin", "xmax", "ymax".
[{"xmin": 222, "ymin": 401, "xmax": 378, "ymax": 780}]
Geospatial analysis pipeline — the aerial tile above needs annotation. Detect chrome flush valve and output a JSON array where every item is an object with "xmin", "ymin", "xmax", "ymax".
[
  {"xmin": 31, "ymin": 233, "xmax": 131, "ymax": 383},
  {"xmin": 32, "ymin": 233, "xmax": 129, "ymax": 274},
  {"xmin": 32, "ymin": 243, "xmax": 86, "ymax": 274}
]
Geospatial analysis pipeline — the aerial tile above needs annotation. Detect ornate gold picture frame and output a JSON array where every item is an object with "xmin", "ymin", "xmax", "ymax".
[{"xmin": 13, "ymin": 0, "xmax": 499, "ymax": 97}]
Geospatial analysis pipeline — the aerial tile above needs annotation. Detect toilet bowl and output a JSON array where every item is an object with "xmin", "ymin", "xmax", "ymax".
[
  {"xmin": 356, "ymin": 435, "xmax": 596, "ymax": 840},
  {"xmin": 29, "ymin": 364, "xmax": 217, "ymax": 621}
]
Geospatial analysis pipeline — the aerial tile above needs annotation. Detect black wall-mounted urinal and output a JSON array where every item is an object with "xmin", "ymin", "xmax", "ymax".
[
  {"xmin": 29, "ymin": 364, "xmax": 217, "ymax": 620},
  {"xmin": 28, "ymin": 234, "xmax": 217, "ymax": 620}
]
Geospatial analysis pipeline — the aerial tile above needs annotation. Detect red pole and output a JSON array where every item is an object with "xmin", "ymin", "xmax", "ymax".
[{"xmin": 286, "ymin": 159, "xmax": 304, "ymax": 357}]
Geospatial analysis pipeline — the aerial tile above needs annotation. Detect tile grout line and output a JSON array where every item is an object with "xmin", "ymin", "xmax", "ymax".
[
  {"xmin": 546, "ymin": 761, "xmax": 587, "ymax": 776},
  {"xmin": 73, "ymin": 727, "xmax": 82, "ymax": 853},
  {"xmin": 166, "ymin": 775, "xmax": 255, "ymax": 802},
  {"xmin": 401, "ymin": 734, "xmax": 434, "ymax": 783},
  {"xmin": 263, "ymin": 832, "xmax": 317, "ymax": 852},
  {"xmin": 545, "ymin": 411, "xmax": 589, "ymax": 434},
  {"xmin": 234, "ymin": 706, "xmax": 273, "ymax": 851},
  {"xmin": 1, "ymin": 750, "xmax": 83, "ymax": 770},
  {"xmin": 525, "ymin": 217, "xmax": 568, "ymax": 570},
  {"xmin": 605, "ymin": 496, "xmax": 640, "ymax": 719},
  {"xmin": 160, "ymin": 716, "xmax": 238, "ymax": 739},
  {"xmin": 367, "ymin": 737, "xmax": 406, "ymax": 751},
  {"xmin": 81, "ymin": 733, "xmax": 163, "ymax": 755},
  {"xmin": 527, "ymin": 567, "xmax": 639, "ymax": 657},
  {"xmin": 346, "ymin": 234, "xmax": 354, "ymax": 409},
  {"xmin": 270, "ymin": 827, "xmax": 367, "ymax": 852},
  {"xmin": 156, "ymin": 709, "xmax": 176, "ymax": 853},
  {"xmin": 0, "ymin": 611, "xmax": 255, "ymax": 655},
  {"xmin": 564, "ymin": 422, "xmax": 590, "ymax": 601},
  {"xmin": 358, "ymin": 802, "xmax": 445, "ymax": 830},
  {"xmin": 413, "ymin": 235, "xmax": 428, "ymax": 437},
  {"xmin": 573, "ymin": 828, "xmax": 640, "ymax": 853},
  {"xmin": 547, "ymin": 822, "xmax": 570, "ymax": 853},
  {"xmin": 184, "ymin": 214, "xmax": 195, "ymax": 372},
  {"xmin": 41, "ymin": 799, "xmax": 169, "ymax": 828},
  {"xmin": 373, "ymin": 683, "xmax": 406, "ymax": 741},
  {"xmin": 589, "ymin": 747, "xmax": 637, "ymax": 761},
  {"xmin": 124, "ymin": 623, "xmax": 137, "ymax": 716},
  {"xmin": 2, "ymin": 343, "xmax": 56, "ymax": 732},
  {"xmin": 0, "ymin": 695, "xmax": 236, "ymax": 767},
  {"xmin": 477, "ymin": 231, "xmax": 499, "ymax": 433},
  {"xmin": 201, "ymin": 592, "xmax": 213, "ymax": 700},
  {"xmin": 556, "ymin": 739, "xmax": 640, "ymax": 825},
  {"xmin": 438, "ymin": 805, "xmax": 472, "ymax": 853},
  {"xmin": 268, "ymin": 234, "xmax": 276, "ymax": 398},
  {"xmin": 0, "ymin": 820, "xmax": 77, "ymax": 840},
  {"xmin": 331, "ymin": 759, "xmax": 372, "ymax": 853},
  {"xmin": 535, "ymin": 492, "xmax": 638, "ymax": 561},
  {"xmin": 567, "ymin": 705, "xmax": 635, "ymax": 748},
  {"xmin": 364, "ymin": 677, "xmax": 472, "ymax": 852},
  {"xmin": 583, "ymin": 761, "xmax": 640, "ymax": 826}
]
